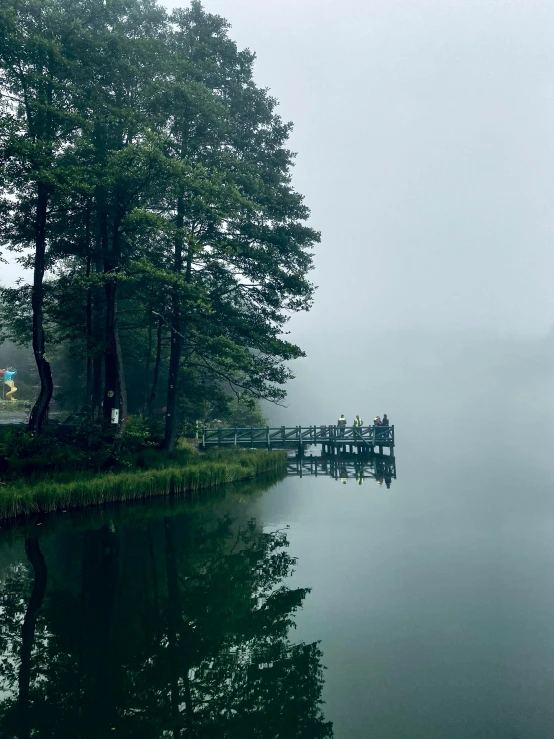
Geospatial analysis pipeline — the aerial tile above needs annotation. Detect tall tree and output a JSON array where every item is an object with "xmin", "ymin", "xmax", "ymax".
[
  {"xmin": 0, "ymin": 0, "xmax": 81, "ymax": 432},
  {"xmin": 67, "ymin": 0, "xmax": 168, "ymax": 428},
  {"xmin": 18, "ymin": 537, "xmax": 47, "ymax": 739},
  {"xmin": 159, "ymin": 1, "xmax": 319, "ymax": 449},
  {"xmin": 1, "ymin": 0, "xmax": 319, "ymax": 440}
]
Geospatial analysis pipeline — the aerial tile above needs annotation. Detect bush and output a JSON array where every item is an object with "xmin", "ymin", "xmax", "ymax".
[{"xmin": 0, "ymin": 415, "xmax": 172, "ymax": 480}]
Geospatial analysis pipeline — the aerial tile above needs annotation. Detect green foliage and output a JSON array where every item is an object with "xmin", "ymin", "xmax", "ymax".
[
  {"xmin": 0, "ymin": 414, "xmax": 164, "ymax": 478},
  {"xmin": 0, "ymin": 0, "xmax": 318, "ymax": 437},
  {"xmin": 223, "ymin": 396, "xmax": 268, "ymax": 426}
]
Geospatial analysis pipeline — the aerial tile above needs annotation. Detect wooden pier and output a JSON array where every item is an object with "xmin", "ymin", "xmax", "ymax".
[
  {"xmin": 287, "ymin": 453, "xmax": 396, "ymax": 487},
  {"xmin": 201, "ymin": 424, "xmax": 395, "ymax": 455}
]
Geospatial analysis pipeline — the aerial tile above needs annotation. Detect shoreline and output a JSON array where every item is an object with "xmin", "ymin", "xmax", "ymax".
[{"xmin": 0, "ymin": 448, "xmax": 288, "ymax": 522}]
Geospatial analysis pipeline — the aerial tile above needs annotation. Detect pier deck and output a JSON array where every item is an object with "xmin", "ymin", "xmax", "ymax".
[
  {"xmin": 287, "ymin": 453, "xmax": 396, "ymax": 486},
  {"xmin": 201, "ymin": 425, "xmax": 395, "ymax": 455}
]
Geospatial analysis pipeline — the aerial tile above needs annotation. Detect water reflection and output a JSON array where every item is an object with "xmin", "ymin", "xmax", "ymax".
[
  {"xmin": 288, "ymin": 453, "xmax": 397, "ymax": 488},
  {"xmin": 0, "ymin": 476, "xmax": 333, "ymax": 739}
]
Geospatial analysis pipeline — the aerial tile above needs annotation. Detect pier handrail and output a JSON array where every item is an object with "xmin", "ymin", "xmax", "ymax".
[{"xmin": 201, "ymin": 424, "xmax": 394, "ymax": 449}]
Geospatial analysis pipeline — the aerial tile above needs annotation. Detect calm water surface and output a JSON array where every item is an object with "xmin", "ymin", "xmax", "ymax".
[{"xmin": 2, "ymin": 403, "xmax": 554, "ymax": 738}]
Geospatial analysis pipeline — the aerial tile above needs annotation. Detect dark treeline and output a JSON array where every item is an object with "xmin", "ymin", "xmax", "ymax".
[{"xmin": 0, "ymin": 0, "xmax": 318, "ymax": 448}]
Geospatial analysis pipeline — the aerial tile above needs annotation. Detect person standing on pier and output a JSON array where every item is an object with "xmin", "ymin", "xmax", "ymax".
[
  {"xmin": 353, "ymin": 414, "xmax": 363, "ymax": 440},
  {"xmin": 338, "ymin": 414, "xmax": 347, "ymax": 437},
  {"xmin": 382, "ymin": 414, "xmax": 389, "ymax": 426}
]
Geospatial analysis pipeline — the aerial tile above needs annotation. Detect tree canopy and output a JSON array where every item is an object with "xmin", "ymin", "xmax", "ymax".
[{"xmin": 0, "ymin": 0, "xmax": 318, "ymax": 446}]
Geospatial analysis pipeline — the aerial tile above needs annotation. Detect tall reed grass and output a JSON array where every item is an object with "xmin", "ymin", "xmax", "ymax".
[{"xmin": 0, "ymin": 448, "xmax": 287, "ymax": 521}]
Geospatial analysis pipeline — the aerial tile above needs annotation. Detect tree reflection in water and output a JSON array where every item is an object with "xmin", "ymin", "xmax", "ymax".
[{"xmin": 0, "ymin": 487, "xmax": 333, "ymax": 738}]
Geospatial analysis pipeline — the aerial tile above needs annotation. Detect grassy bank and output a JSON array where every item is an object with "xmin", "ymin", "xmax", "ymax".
[
  {"xmin": 0, "ymin": 448, "xmax": 287, "ymax": 521},
  {"xmin": 0, "ymin": 469, "xmax": 288, "ymax": 538}
]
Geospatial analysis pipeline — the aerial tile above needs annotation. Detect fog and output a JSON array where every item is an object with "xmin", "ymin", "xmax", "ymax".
[
  {"xmin": 267, "ymin": 326, "xmax": 554, "ymax": 453},
  {"xmin": 164, "ymin": 0, "xmax": 554, "ymax": 334},
  {"xmin": 167, "ymin": 0, "xmax": 554, "ymax": 425},
  {"xmin": 5, "ymin": 0, "xmax": 554, "ymax": 423}
]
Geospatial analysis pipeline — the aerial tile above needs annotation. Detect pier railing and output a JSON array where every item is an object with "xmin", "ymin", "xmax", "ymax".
[
  {"xmin": 201, "ymin": 425, "xmax": 394, "ymax": 450},
  {"xmin": 287, "ymin": 454, "xmax": 397, "ymax": 485}
]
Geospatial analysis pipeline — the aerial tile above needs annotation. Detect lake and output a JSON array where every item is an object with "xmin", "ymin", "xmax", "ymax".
[{"xmin": 3, "ymin": 374, "xmax": 554, "ymax": 737}]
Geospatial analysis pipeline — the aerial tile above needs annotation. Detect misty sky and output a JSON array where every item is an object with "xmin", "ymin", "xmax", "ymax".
[{"xmin": 4, "ymin": 0, "xmax": 554, "ymax": 335}]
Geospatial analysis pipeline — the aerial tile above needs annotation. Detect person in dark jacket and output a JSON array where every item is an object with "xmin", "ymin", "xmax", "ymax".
[{"xmin": 382, "ymin": 414, "xmax": 389, "ymax": 426}]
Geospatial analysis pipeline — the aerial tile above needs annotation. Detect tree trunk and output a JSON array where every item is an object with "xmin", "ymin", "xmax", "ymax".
[
  {"xmin": 18, "ymin": 537, "xmax": 48, "ymax": 739},
  {"xmin": 102, "ymin": 210, "xmax": 125, "ymax": 433},
  {"xmin": 28, "ymin": 183, "xmax": 54, "ymax": 435},
  {"xmin": 80, "ymin": 526, "xmax": 120, "ymax": 735},
  {"xmin": 143, "ymin": 309, "xmax": 153, "ymax": 414},
  {"xmin": 163, "ymin": 194, "xmax": 185, "ymax": 451},
  {"xmin": 164, "ymin": 517, "xmax": 182, "ymax": 739},
  {"xmin": 148, "ymin": 315, "xmax": 164, "ymax": 416},
  {"xmin": 147, "ymin": 524, "xmax": 161, "ymax": 641},
  {"xmin": 92, "ymin": 258, "xmax": 104, "ymax": 419},
  {"xmin": 165, "ymin": 517, "xmax": 195, "ymax": 735},
  {"xmin": 103, "ymin": 276, "xmax": 119, "ymax": 424},
  {"xmin": 85, "ymin": 254, "xmax": 93, "ymax": 412},
  {"xmin": 92, "ymin": 355, "xmax": 103, "ymax": 419},
  {"xmin": 115, "ymin": 315, "xmax": 128, "ymax": 436}
]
